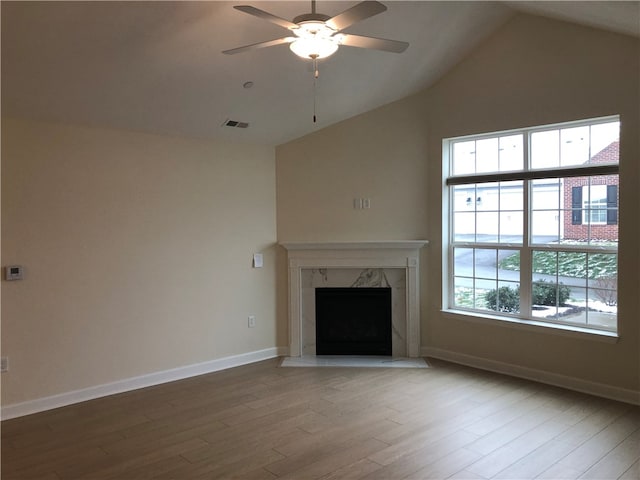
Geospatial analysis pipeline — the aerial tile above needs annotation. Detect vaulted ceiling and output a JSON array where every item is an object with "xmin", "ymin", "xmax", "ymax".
[{"xmin": 2, "ymin": 1, "xmax": 638, "ymax": 146}]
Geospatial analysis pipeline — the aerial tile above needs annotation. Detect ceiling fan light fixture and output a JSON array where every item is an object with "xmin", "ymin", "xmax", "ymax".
[
  {"xmin": 289, "ymin": 37, "xmax": 338, "ymax": 59},
  {"xmin": 289, "ymin": 20, "xmax": 339, "ymax": 59}
]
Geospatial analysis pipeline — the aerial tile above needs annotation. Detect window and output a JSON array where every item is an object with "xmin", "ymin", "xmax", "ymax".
[{"xmin": 444, "ymin": 116, "xmax": 619, "ymax": 334}]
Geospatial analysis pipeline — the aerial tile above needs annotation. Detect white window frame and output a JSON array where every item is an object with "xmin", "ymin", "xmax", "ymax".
[{"xmin": 442, "ymin": 116, "xmax": 620, "ymax": 338}]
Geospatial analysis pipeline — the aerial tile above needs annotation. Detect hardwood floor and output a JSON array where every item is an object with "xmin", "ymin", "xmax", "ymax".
[{"xmin": 2, "ymin": 358, "xmax": 639, "ymax": 479}]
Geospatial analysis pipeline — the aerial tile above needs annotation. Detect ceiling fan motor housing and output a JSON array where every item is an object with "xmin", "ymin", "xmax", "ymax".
[{"xmin": 292, "ymin": 13, "xmax": 332, "ymax": 25}]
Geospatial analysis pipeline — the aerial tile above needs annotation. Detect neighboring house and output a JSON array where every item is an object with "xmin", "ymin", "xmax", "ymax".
[
  {"xmin": 453, "ymin": 141, "xmax": 619, "ymax": 242},
  {"xmin": 564, "ymin": 141, "xmax": 619, "ymax": 241}
]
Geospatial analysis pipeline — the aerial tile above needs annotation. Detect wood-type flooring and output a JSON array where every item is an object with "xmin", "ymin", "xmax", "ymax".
[{"xmin": 2, "ymin": 358, "xmax": 638, "ymax": 479}]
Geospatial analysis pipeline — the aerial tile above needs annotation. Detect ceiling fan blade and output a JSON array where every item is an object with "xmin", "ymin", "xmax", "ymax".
[
  {"xmin": 325, "ymin": 1, "xmax": 387, "ymax": 31},
  {"xmin": 338, "ymin": 33, "xmax": 409, "ymax": 53},
  {"xmin": 233, "ymin": 5, "xmax": 299, "ymax": 30},
  {"xmin": 222, "ymin": 37, "xmax": 296, "ymax": 55}
]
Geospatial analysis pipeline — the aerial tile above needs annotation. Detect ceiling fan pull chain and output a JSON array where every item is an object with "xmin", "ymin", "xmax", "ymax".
[{"xmin": 312, "ymin": 55, "xmax": 319, "ymax": 123}]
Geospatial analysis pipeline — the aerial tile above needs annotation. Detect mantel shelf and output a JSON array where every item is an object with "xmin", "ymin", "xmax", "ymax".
[{"xmin": 279, "ymin": 240, "xmax": 429, "ymax": 251}]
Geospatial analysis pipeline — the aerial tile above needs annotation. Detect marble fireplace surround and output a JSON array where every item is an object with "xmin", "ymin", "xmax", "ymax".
[{"xmin": 280, "ymin": 241, "xmax": 428, "ymax": 358}]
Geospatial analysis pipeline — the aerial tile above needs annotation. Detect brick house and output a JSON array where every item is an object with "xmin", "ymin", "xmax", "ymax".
[{"xmin": 564, "ymin": 141, "xmax": 619, "ymax": 241}]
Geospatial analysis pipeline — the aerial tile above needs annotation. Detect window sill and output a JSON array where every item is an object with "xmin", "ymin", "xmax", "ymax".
[{"xmin": 440, "ymin": 309, "xmax": 619, "ymax": 343}]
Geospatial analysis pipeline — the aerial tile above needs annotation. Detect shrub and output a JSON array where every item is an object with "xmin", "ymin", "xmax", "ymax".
[
  {"xmin": 593, "ymin": 275, "xmax": 617, "ymax": 306},
  {"xmin": 485, "ymin": 286, "xmax": 520, "ymax": 313},
  {"xmin": 532, "ymin": 280, "xmax": 571, "ymax": 306}
]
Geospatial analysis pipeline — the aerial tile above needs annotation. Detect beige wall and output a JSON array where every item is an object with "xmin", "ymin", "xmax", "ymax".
[
  {"xmin": 276, "ymin": 99, "xmax": 429, "ymax": 242},
  {"xmin": 275, "ymin": 96, "xmax": 431, "ymax": 349},
  {"xmin": 277, "ymin": 14, "xmax": 640, "ymax": 392},
  {"xmin": 1, "ymin": 119, "xmax": 277, "ymax": 406}
]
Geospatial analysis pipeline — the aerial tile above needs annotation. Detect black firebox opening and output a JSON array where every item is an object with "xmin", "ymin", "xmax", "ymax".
[{"xmin": 315, "ymin": 287, "xmax": 392, "ymax": 356}]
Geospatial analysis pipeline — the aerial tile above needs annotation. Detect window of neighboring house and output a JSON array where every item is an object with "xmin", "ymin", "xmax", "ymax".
[
  {"xmin": 575, "ymin": 184, "xmax": 617, "ymax": 225},
  {"xmin": 444, "ymin": 116, "xmax": 620, "ymax": 335}
]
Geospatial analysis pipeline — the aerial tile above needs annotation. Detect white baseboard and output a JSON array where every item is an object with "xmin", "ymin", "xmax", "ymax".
[
  {"xmin": 421, "ymin": 346, "xmax": 640, "ymax": 406},
  {"xmin": 1, "ymin": 347, "xmax": 288, "ymax": 420}
]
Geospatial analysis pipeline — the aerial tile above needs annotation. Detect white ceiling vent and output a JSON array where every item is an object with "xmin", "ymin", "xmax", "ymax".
[{"xmin": 223, "ymin": 119, "xmax": 249, "ymax": 129}]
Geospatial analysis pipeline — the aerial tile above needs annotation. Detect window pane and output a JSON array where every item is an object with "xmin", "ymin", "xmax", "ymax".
[
  {"xmin": 587, "ymin": 272, "xmax": 617, "ymax": 331},
  {"xmin": 500, "ymin": 181, "xmax": 523, "ymax": 210},
  {"xmin": 499, "ymin": 181, "xmax": 524, "ymax": 243},
  {"xmin": 532, "ymin": 250, "xmax": 557, "ymax": 282},
  {"xmin": 556, "ymin": 286, "xmax": 586, "ymax": 326},
  {"xmin": 476, "ymin": 183, "xmax": 497, "ymax": 212},
  {"xmin": 531, "ymin": 130, "xmax": 559, "ymax": 169},
  {"xmin": 531, "ymin": 178, "xmax": 561, "ymax": 245},
  {"xmin": 498, "ymin": 249, "xmax": 519, "ymax": 282},
  {"xmin": 452, "ymin": 141, "xmax": 475, "ymax": 175},
  {"xmin": 454, "ymin": 279, "xmax": 474, "ymax": 309},
  {"xmin": 453, "ymin": 185, "xmax": 476, "ymax": 212},
  {"xmin": 475, "ymin": 249, "xmax": 497, "ymax": 280},
  {"xmin": 500, "ymin": 211, "xmax": 523, "ymax": 243},
  {"xmin": 531, "ymin": 178, "xmax": 560, "ymax": 210},
  {"xmin": 531, "ymin": 211, "xmax": 560, "ymax": 245},
  {"xmin": 499, "ymin": 134, "xmax": 523, "ymax": 171},
  {"xmin": 475, "ymin": 278, "xmax": 496, "ymax": 311},
  {"xmin": 590, "ymin": 121, "xmax": 620, "ymax": 164},
  {"xmin": 560, "ymin": 126, "xmax": 590, "ymax": 167},
  {"xmin": 587, "ymin": 252, "xmax": 617, "ymax": 279},
  {"xmin": 485, "ymin": 281, "xmax": 519, "ymax": 313},
  {"xmin": 454, "ymin": 247, "xmax": 474, "ymax": 278},
  {"xmin": 583, "ymin": 184, "xmax": 607, "ymax": 225},
  {"xmin": 559, "ymin": 251, "xmax": 588, "ymax": 278},
  {"xmin": 454, "ymin": 247, "xmax": 496, "ymax": 311},
  {"xmin": 476, "ymin": 212, "xmax": 499, "ymax": 242},
  {"xmin": 476, "ymin": 138, "xmax": 499, "ymax": 173},
  {"xmin": 453, "ymin": 212, "xmax": 475, "ymax": 242}
]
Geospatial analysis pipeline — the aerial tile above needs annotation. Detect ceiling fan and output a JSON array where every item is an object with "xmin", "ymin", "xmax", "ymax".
[{"xmin": 222, "ymin": 0, "xmax": 409, "ymax": 60}]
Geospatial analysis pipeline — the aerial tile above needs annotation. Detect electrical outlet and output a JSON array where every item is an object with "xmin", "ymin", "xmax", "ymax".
[
  {"xmin": 1, "ymin": 357, "xmax": 8, "ymax": 373},
  {"xmin": 248, "ymin": 315, "xmax": 256, "ymax": 328}
]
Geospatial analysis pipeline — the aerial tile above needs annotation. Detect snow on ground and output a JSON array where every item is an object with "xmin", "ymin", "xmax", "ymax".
[
  {"xmin": 530, "ymin": 300, "xmax": 617, "ymax": 318},
  {"xmin": 531, "ymin": 300, "xmax": 617, "ymax": 330}
]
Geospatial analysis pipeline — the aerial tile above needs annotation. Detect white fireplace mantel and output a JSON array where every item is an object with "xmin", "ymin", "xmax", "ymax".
[
  {"xmin": 280, "ymin": 241, "xmax": 429, "ymax": 251},
  {"xmin": 280, "ymin": 240, "xmax": 428, "ymax": 358}
]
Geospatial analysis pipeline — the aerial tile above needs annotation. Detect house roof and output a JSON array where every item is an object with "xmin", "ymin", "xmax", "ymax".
[
  {"xmin": 590, "ymin": 141, "xmax": 620, "ymax": 165},
  {"xmin": 2, "ymin": 1, "xmax": 638, "ymax": 146}
]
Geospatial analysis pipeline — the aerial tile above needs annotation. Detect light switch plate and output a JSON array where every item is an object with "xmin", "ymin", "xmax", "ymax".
[
  {"xmin": 5, "ymin": 266, "xmax": 23, "ymax": 281},
  {"xmin": 253, "ymin": 254, "xmax": 263, "ymax": 268}
]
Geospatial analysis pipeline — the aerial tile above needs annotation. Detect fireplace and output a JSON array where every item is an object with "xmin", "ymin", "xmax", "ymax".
[
  {"xmin": 280, "ymin": 241, "xmax": 428, "ymax": 358},
  {"xmin": 315, "ymin": 287, "xmax": 392, "ymax": 355}
]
